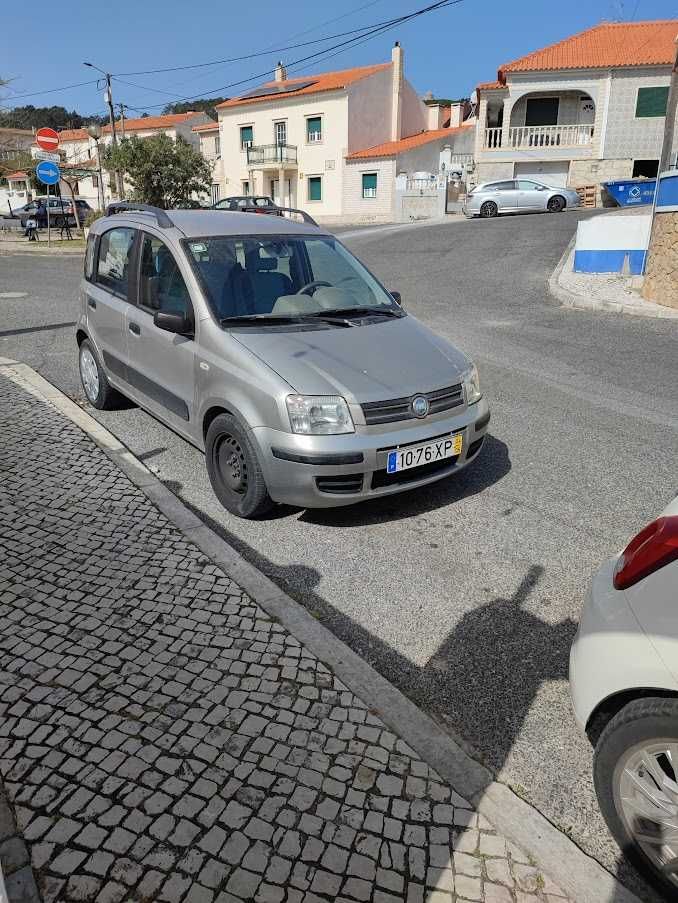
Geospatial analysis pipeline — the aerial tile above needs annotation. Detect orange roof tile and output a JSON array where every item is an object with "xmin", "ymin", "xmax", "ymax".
[
  {"xmin": 103, "ymin": 112, "xmax": 202, "ymax": 133},
  {"xmin": 347, "ymin": 124, "xmax": 472, "ymax": 160},
  {"xmin": 56, "ymin": 128, "xmax": 89, "ymax": 142},
  {"xmin": 217, "ymin": 63, "xmax": 391, "ymax": 109},
  {"xmin": 6, "ymin": 171, "xmax": 28, "ymax": 180},
  {"xmin": 192, "ymin": 121, "xmax": 219, "ymax": 132},
  {"xmin": 499, "ymin": 19, "xmax": 678, "ymax": 77},
  {"xmin": 476, "ymin": 80, "xmax": 506, "ymax": 92}
]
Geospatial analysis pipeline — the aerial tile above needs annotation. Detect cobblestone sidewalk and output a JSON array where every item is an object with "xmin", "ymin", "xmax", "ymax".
[{"xmin": 0, "ymin": 369, "xmax": 573, "ymax": 903}]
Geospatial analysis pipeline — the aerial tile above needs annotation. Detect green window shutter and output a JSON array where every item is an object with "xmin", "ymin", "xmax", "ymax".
[
  {"xmin": 362, "ymin": 173, "xmax": 377, "ymax": 197},
  {"xmin": 240, "ymin": 126, "xmax": 253, "ymax": 146},
  {"xmin": 307, "ymin": 117, "xmax": 322, "ymax": 140},
  {"xmin": 308, "ymin": 176, "xmax": 322, "ymax": 201},
  {"xmin": 636, "ymin": 87, "xmax": 669, "ymax": 118}
]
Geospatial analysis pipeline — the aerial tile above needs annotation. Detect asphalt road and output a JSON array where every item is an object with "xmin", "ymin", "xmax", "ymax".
[{"xmin": 2, "ymin": 210, "xmax": 677, "ymax": 900}]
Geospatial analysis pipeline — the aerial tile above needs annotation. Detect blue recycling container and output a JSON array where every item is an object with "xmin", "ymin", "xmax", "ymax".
[{"xmin": 602, "ymin": 178, "xmax": 657, "ymax": 207}]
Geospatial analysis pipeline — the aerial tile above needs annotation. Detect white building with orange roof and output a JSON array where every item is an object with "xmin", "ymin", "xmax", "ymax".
[
  {"xmin": 210, "ymin": 44, "xmax": 473, "ymax": 224},
  {"xmin": 473, "ymin": 19, "xmax": 678, "ymax": 195}
]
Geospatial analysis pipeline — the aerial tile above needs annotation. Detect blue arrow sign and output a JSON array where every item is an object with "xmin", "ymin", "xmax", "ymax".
[{"xmin": 36, "ymin": 160, "xmax": 61, "ymax": 186}]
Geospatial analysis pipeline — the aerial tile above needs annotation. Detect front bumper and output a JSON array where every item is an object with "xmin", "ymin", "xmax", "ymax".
[
  {"xmin": 251, "ymin": 397, "xmax": 490, "ymax": 508},
  {"xmin": 569, "ymin": 558, "xmax": 677, "ymax": 733}
]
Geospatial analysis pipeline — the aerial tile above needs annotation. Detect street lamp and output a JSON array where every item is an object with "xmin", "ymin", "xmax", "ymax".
[{"xmin": 87, "ymin": 123, "xmax": 105, "ymax": 211}]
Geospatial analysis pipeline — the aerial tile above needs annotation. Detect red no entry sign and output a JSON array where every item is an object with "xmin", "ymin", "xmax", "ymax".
[{"xmin": 36, "ymin": 127, "xmax": 60, "ymax": 151}]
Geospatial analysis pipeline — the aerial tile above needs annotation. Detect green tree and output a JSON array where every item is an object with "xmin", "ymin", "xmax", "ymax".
[
  {"xmin": 162, "ymin": 98, "xmax": 225, "ymax": 118},
  {"xmin": 102, "ymin": 134, "xmax": 212, "ymax": 208}
]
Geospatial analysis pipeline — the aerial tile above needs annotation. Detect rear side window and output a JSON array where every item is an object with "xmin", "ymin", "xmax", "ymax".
[
  {"xmin": 96, "ymin": 227, "xmax": 136, "ymax": 298},
  {"xmin": 84, "ymin": 234, "xmax": 96, "ymax": 281}
]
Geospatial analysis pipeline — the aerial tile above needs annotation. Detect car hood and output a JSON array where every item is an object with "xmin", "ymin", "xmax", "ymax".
[{"xmin": 232, "ymin": 315, "xmax": 470, "ymax": 403}]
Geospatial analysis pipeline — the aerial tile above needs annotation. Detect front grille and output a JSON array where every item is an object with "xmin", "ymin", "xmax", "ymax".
[
  {"xmin": 316, "ymin": 474, "xmax": 364, "ymax": 494},
  {"xmin": 371, "ymin": 456, "xmax": 459, "ymax": 489},
  {"xmin": 361, "ymin": 383, "xmax": 463, "ymax": 426}
]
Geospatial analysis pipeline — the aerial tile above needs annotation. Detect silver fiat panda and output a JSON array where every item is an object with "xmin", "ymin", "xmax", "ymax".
[{"xmin": 77, "ymin": 204, "xmax": 490, "ymax": 518}]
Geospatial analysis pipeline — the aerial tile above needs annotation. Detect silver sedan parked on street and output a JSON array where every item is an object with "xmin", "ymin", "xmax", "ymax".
[{"xmin": 463, "ymin": 179, "xmax": 580, "ymax": 218}]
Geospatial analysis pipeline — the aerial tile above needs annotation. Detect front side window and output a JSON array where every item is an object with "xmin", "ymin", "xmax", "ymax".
[
  {"xmin": 362, "ymin": 173, "xmax": 377, "ymax": 198},
  {"xmin": 636, "ymin": 86, "xmax": 669, "ymax": 118},
  {"xmin": 517, "ymin": 180, "xmax": 541, "ymax": 190},
  {"xmin": 96, "ymin": 227, "xmax": 136, "ymax": 297},
  {"xmin": 308, "ymin": 176, "xmax": 322, "ymax": 201},
  {"xmin": 240, "ymin": 125, "xmax": 253, "ymax": 149},
  {"xmin": 493, "ymin": 181, "xmax": 516, "ymax": 191},
  {"xmin": 138, "ymin": 234, "xmax": 192, "ymax": 318},
  {"xmin": 186, "ymin": 235, "xmax": 399, "ymax": 321},
  {"xmin": 307, "ymin": 116, "xmax": 322, "ymax": 143}
]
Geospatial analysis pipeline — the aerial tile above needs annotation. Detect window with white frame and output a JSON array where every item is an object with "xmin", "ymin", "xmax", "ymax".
[
  {"xmin": 307, "ymin": 116, "xmax": 322, "ymax": 143},
  {"xmin": 240, "ymin": 125, "xmax": 253, "ymax": 149},
  {"xmin": 275, "ymin": 121, "xmax": 287, "ymax": 146},
  {"xmin": 214, "ymin": 134, "xmax": 221, "ymax": 156},
  {"xmin": 362, "ymin": 172, "xmax": 377, "ymax": 198},
  {"xmin": 210, "ymin": 183, "xmax": 220, "ymax": 204}
]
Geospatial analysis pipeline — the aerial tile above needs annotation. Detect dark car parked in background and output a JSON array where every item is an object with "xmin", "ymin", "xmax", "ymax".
[
  {"xmin": 212, "ymin": 195, "xmax": 283, "ymax": 216},
  {"xmin": 3, "ymin": 197, "xmax": 92, "ymax": 228}
]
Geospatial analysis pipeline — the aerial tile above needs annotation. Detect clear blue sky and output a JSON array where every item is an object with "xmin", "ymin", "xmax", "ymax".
[{"xmin": 3, "ymin": 0, "xmax": 677, "ymax": 117}]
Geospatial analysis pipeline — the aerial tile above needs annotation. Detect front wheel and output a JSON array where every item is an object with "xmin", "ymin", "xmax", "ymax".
[
  {"xmin": 593, "ymin": 697, "xmax": 678, "ymax": 894},
  {"xmin": 480, "ymin": 201, "xmax": 498, "ymax": 218},
  {"xmin": 547, "ymin": 195, "xmax": 565, "ymax": 213},
  {"xmin": 205, "ymin": 413, "xmax": 273, "ymax": 518}
]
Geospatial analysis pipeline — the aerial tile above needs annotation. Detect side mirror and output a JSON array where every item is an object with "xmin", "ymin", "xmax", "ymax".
[
  {"xmin": 390, "ymin": 290, "xmax": 402, "ymax": 306},
  {"xmin": 154, "ymin": 310, "xmax": 192, "ymax": 336}
]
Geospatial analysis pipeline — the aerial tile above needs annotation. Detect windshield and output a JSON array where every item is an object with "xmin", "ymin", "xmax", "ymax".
[{"xmin": 185, "ymin": 235, "xmax": 399, "ymax": 322}]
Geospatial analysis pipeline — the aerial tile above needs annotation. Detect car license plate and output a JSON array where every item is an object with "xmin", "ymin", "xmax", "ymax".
[{"xmin": 386, "ymin": 433, "xmax": 462, "ymax": 473}]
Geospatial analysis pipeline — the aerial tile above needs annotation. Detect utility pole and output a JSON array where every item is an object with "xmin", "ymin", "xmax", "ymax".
[
  {"xmin": 659, "ymin": 34, "xmax": 678, "ymax": 173},
  {"xmin": 118, "ymin": 104, "xmax": 126, "ymax": 140},
  {"xmin": 84, "ymin": 62, "xmax": 124, "ymax": 198}
]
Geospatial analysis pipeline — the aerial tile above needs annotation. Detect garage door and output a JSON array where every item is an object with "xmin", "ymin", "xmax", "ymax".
[{"xmin": 514, "ymin": 161, "xmax": 570, "ymax": 187}]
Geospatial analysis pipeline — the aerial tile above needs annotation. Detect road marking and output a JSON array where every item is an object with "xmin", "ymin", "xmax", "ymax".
[{"xmin": 0, "ymin": 292, "xmax": 28, "ymax": 299}]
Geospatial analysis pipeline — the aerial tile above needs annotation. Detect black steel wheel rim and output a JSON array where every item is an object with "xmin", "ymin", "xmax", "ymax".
[{"xmin": 216, "ymin": 434, "xmax": 248, "ymax": 495}]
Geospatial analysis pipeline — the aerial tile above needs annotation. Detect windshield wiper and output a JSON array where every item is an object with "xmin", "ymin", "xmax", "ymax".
[
  {"xmin": 302, "ymin": 306, "xmax": 403, "ymax": 320},
  {"xmin": 221, "ymin": 313, "xmax": 352, "ymax": 328}
]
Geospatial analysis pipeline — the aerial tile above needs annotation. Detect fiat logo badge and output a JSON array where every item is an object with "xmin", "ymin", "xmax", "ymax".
[{"xmin": 411, "ymin": 395, "xmax": 429, "ymax": 418}]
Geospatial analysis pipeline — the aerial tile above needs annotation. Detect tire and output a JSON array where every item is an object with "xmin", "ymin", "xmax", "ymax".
[
  {"xmin": 480, "ymin": 201, "xmax": 498, "ymax": 218},
  {"xmin": 78, "ymin": 338, "xmax": 121, "ymax": 410},
  {"xmin": 547, "ymin": 195, "xmax": 566, "ymax": 213},
  {"xmin": 593, "ymin": 696, "xmax": 678, "ymax": 895},
  {"xmin": 205, "ymin": 413, "xmax": 273, "ymax": 518}
]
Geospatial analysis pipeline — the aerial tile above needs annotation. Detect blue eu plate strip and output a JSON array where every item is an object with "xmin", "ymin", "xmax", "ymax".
[{"xmin": 387, "ymin": 451, "xmax": 397, "ymax": 473}]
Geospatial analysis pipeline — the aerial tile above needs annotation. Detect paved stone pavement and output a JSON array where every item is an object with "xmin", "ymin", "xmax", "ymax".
[{"xmin": 0, "ymin": 370, "xmax": 572, "ymax": 903}]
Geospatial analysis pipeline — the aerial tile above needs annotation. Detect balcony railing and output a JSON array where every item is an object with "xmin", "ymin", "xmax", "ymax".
[
  {"xmin": 484, "ymin": 124, "xmax": 594, "ymax": 150},
  {"xmin": 246, "ymin": 143, "xmax": 298, "ymax": 165}
]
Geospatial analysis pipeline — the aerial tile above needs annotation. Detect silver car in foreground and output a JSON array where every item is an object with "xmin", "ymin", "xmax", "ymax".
[
  {"xmin": 570, "ymin": 494, "xmax": 678, "ymax": 895},
  {"xmin": 77, "ymin": 203, "xmax": 490, "ymax": 518},
  {"xmin": 463, "ymin": 179, "xmax": 580, "ymax": 218}
]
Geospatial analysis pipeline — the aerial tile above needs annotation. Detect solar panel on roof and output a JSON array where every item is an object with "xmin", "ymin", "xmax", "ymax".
[{"xmin": 241, "ymin": 80, "xmax": 316, "ymax": 100}]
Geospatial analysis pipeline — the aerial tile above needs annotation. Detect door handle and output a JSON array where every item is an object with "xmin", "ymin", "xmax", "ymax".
[
  {"xmin": 129, "ymin": 322, "xmax": 141, "ymax": 336},
  {"xmin": 87, "ymin": 297, "xmax": 96, "ymax": 310}
]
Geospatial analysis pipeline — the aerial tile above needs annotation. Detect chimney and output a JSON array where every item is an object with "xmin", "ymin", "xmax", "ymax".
[
  {"xmin": 427, "ymin": 103, "xmax": 443, "ymax": 129},
  {"xmin": 448, "ymin": 102, "xmax": 465, "ymax": 128},
  {"xmin": 391, "ymin": 42, "xmax": 403, "ymax": 141},
  {"xmin": 275, "ymin": 61, "xmax": 287, "ymax": 83}
]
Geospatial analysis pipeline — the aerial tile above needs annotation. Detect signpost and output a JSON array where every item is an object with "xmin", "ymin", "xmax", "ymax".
[
  {"xmin": 31, "ymin": 148, "xmax": 61, "ymax": 163},
  {"xmin": 35, "ymin": 160, "xmax": 61, "ymax": 249}
]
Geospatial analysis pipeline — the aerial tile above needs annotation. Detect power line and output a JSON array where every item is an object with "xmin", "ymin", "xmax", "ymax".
[
  {"xmin": 113, "ymin": 0, "xmax": 461, "ymax": 112},
  {"xmin": 2, "ymin": 78, "xmax": 99, "ymax": 103}
]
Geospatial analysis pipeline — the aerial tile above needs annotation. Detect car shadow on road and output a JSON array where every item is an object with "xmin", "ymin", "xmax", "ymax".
[
  {"xmin": 301, "ymin": 433, "xmax": 511, "ymax": 527},
  {"xmin": 163, "ymin": 475, "xmax": 658, "ymax": 902}
]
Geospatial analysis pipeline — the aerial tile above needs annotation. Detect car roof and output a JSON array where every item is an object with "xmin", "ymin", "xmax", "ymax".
[{"xmin": 95, "ymin": 208, "xmax": 330, "ymax": 238}]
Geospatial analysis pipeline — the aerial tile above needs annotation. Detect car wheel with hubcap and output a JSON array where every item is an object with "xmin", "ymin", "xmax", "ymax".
[
  {"xmin": 480, "ymin": 201, "xmax": 498, "ymax": 218},
  {"xmin": 547, "ymin": 195, "xmax": 566, "ymax": 213},
  {"xmin": 593, "ymin": 696, "xmax": 678, "ymax": 894},
  {"xmin": 205, "ymin": 413, "xmax": 273, "ymax": 518},
  {"xmin": 78, "ymin": 338, "xmax": 121, "ymax": 409}
]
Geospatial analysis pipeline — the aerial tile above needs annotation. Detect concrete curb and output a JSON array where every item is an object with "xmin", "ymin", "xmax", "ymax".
[
  {"xmin": 0, "ymin": 356, "xmax": 643, "ymax": 903},
  {"xmin": 548, "ymin": 237, "xmax": 678, "ymax": 319}
]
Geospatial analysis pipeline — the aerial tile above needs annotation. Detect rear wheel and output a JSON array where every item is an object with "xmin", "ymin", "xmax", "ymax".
[
  {"xmin": 593, "ymin": 696, "xmax": 678, "ymax": 894},
  {"xmin": 205, "ymin": 413, "xmax": 273, "ymax": 518},
  {"xmin": 480, "ymin": 201, "xmax": 498, "ymax": 218},
  {"xmin": 547, "ymin": 195, "xmax": 566, "ymax": 213},
  {"xmin": 78, "ymin": 339, "xmax": 122, "ymax": 410}
]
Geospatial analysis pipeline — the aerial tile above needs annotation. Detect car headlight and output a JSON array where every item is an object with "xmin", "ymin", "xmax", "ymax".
[
  {"xmin": 286, "ymin": 395, "xmax": 355, "ymax": 435},
  {"xmin": 463, "ymin": 364, "xmax": 482, "ymax": 405}
]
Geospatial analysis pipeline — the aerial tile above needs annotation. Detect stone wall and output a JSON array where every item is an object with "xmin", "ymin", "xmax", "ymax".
[
  {"xmin": 642, "ymin": 211, "xmax": 678, "ymax": 309},
  {"xmin": 569, "ymin": 158, "xmax": 634, "ymax": 205}
]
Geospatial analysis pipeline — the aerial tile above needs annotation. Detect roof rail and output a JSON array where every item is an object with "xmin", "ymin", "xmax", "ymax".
[
  {"xmin": 275, "ymin": 206, "xmax": 319, "ymax": 227},
  {"xmin": 105, "ymin": 202, "xmax": 173, "ymax": 228}
]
